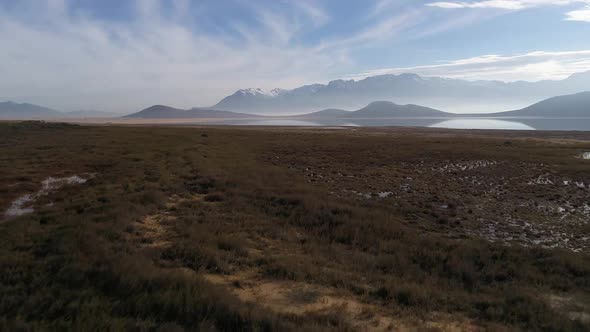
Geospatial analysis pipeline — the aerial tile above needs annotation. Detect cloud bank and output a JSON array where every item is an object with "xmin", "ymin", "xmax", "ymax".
[
  {"xmin": 350, "ymin": 50, "xmax": 590, "ymax": 81},
  {"xmin": 566, "ymin": 5, "xmax": 590, "ymax": 21},
  {"xmin": 427, "ymin": 0, "xmax": 590, "ymax": 22}
]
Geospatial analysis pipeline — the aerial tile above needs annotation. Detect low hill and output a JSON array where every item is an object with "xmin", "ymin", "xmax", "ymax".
[
  {"xmin": 123, "ymin": 105, "xmax": 259, "ymax": 119},
  {"xmin": 496, "ymin": 91, "xmax": 590, "ymax": 117},
  {"xmin": 123, "ymin": 105, "xmax": 187, "ymax": 118},
  {"xmin": 296, "ymin": 102, "xmax": 449, "ymax": 119},
  {"xmin": 349, "ymin": 101, "xmax": 450, "ymax": 118}
]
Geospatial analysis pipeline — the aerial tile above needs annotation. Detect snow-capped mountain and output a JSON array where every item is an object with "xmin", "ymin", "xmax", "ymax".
[
  {"xmin": 213, "ymin": 72, "xmax": 590, "ymax": 114},
  {"xmin": 235, "ymin": 88, "xmax": 286, "ymax": 97}
]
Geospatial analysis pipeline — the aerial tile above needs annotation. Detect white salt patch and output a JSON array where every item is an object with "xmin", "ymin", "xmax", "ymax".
[
  {"xmin": 378, "ymin": 192, "xmax": 392, "ymax": 198},
  {"xmin": 41, "ymin": 175, "xmax": 87, "ymax": 191},
  {"xmin": 527, "ymin": 175, "xmax": 553, "ymax": 185},
  {"xmin": 4, "ymin": 174, "xmax": 92, "ymax": 218},
  {"xmin": 5, "ymin": 194, "xmax": 34, "ymax": 217},
  {"xmin": 400, "ymin": 184, "xmax": 411, "ymax": 192},
  {"xmin": 437, "ymin": 160, "xmax": 498, "ymax": 173}
]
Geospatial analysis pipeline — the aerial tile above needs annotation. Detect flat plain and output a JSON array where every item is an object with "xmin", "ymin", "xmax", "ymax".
[{"xmin": 1, "ymin": 121, "xmax": 590, "ymax": 331}]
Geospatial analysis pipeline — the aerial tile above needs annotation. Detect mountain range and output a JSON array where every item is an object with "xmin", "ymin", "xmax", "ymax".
[
  {"xmin": 1, "ymin": 75, "xmax": 589, "ymax": 121},
  {"xmin": 214, "ymin": 72, "xmax": 590, "ymax": 114},
  {"xmin": 120, "ymin": 91, "xmax": 590, "ymax": 120}
]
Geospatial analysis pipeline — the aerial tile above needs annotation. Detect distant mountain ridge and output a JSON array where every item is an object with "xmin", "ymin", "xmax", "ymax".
[{"xmin": 213, "ymin": 72, "xmax": 590, "ymax": 114}]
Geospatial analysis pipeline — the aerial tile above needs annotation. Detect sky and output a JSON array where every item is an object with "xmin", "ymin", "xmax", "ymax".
[{"xmin": 1, "ymin": 0, "xmax": 590, "ymax": 112}]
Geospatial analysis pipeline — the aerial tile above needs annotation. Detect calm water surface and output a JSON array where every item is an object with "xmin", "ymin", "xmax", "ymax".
[{"xmin": 208, "ymin": 118, "xmax": 590, "ymax": 131}]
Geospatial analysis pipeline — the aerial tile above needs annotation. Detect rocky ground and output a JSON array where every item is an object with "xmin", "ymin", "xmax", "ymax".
[{"xmin": 263, "ymin": 128, "xmax": 590, "ymax": 254}]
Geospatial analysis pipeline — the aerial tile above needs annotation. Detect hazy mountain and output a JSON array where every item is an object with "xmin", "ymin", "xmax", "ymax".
[
  {"xmin": 124, "ymin": 105, "xmax": 259, "ymax": 119},
  {"xmin": 495, "ymin": 92, "xmax": 590, "ymax": 117},
  {"xmin": 0, "ymin": 101, "xmax": 61, "ymax": 119},
  {"xmin": 213, "ymin": 72, "xmax": 590, "ymax": 114}
]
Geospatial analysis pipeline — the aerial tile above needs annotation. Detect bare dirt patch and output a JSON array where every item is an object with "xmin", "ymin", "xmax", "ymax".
[
  {"xmin": 4, "ymin": 174, "xmax": 94, "ymax": 219},
  {"xmin": 203, "ymin": 271, "xmax": 476, "ymax": 331},
  {"xmin": 548, "ymin": 294, "xmax": 590, "ymax": 325}
]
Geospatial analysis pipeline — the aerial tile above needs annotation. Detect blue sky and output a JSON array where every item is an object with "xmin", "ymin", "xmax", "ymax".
[{"xmin": 1, "ymin": 0, "xmax": 590, "ymax": 112}]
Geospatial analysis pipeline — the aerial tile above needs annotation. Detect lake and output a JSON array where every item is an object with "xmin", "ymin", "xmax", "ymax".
[{"xmin": 203, "ymin": 117, "xmax": 590, "ymax": 131}]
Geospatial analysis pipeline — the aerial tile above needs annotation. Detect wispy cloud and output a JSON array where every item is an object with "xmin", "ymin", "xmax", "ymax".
[
  {"xmin": 348, "ymin": 50, "xmax": 590, "ymax": 81},
  {"xmin": 0, "ymin": 0, "xmax": 343, "ymax": 111},
  {"xmin": 316, "ymin": 10, "xmax": 422, "ymax": 52},
  {"xmin": 292, "ymin": 0, "xmax": 330, "ymax": 26},
  {"xmin": 367, "ymin": 0, "xmax": 413, "ymax": 17}
]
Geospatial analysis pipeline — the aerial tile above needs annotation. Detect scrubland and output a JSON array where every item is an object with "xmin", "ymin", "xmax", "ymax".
[{"xmin": 1, "ymin": 121, "xmax": 590, "ymax": 331}]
